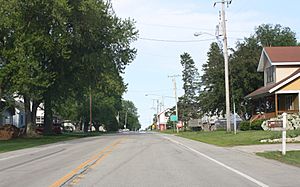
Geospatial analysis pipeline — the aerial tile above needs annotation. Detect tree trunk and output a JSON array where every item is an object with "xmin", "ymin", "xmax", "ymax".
[
  {"xmin": 24, "ymin": 96, "xmax": 37, "ymax": 137},
  {"xmin": 83, "ymin": 121, "xmax": 88, "ymax": 133},
  {"xmin": 44, "ymin": 93, "xmax": 53, "ymax": 135},
  {"xmin": 93, "ymin": 122, "xmax": 100, "ymax": 132},
  {"xmin": 31, "ymin": 100, "xmax": 40, "ymax": 126}
]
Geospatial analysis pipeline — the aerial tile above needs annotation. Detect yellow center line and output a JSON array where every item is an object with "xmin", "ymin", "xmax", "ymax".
[{"xmin": 49, "ymin": 138, "xmax": 125, "ymax": 187}]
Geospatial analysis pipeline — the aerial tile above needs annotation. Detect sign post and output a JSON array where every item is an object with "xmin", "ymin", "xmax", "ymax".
[
  {"xmin": 282, "ymin": 113, "xmax": 287, "ymax": 155},
  {"xmin": 170, "ymin": 115, "xmax": 178, "ymax": 133}
]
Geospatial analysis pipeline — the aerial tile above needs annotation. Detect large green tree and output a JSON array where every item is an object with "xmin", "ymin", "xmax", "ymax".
[
  {"xmin": 199, "ymin": 42, "xmax": 225, "ymax": 116},
  {"xmin": 0, "ymin": 0, "xmax": 70, "ymax": 135},
  {"xmin": 0, "ymin": 0, "xmax": 138, "ymax": 135},
  {"xmin": 178, "ymin": 52, "xmax": 201, "ymax": 125},
  {"xmin": 118, "ymin": 100, "xmax": 141, "ymax": 131}
]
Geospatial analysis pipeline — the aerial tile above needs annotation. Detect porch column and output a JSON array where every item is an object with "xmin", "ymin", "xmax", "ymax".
[
  {"xmin": 275, "ymin": 94, "xmax": 278, "ymax": 117},
  {"xmin": 298, "ymin": 92, "xmax": 300, "ymax": 112}
]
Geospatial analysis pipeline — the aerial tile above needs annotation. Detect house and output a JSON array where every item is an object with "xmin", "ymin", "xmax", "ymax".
[
  {"xmin": 12, "ymin": 101, "xmax": 25, "ymax": 128},
  {"xmin": 157, "ymin": 108, "xmax": 170, "ymax": 131},
  {"xmin": 0, "ymin": 99, "xmax": 25, "ymax": 128},
  {"xmin": 0, "ymin": 100, "xmax": 14, "ymax": 125},
  {"xmin": 246, "ymin": 46, "xmax": 300, "ymax": 120}
]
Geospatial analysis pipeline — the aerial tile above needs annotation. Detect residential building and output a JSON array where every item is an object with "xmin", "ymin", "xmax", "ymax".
[{"xmin": 246, "ymin": 46, "xmax": 300, "ymax": 120}]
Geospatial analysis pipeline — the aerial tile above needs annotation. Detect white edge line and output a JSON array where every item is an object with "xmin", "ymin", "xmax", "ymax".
[{"xmin": 163, "ymin": 136, "xmax": 269, "ymax": 187}]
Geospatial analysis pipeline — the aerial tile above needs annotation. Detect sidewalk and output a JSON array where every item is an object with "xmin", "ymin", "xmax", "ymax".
[{"xmin": 231, "ymin": 143, "xmax": 300, "ymax": 153}]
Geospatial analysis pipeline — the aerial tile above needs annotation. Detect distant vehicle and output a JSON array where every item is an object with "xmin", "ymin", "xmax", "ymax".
[
  {"xmin": 62, "ymin": 121, "xmax": 76, "ymax": 132},
  {"xmin": 118, "ymin": 129, "xmax": 130, "ymax": 133}
]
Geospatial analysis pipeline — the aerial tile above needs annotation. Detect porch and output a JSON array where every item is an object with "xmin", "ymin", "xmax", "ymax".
[{"xmin": 251, "ymin": 93, "xmax": 299, "ymax": 120}]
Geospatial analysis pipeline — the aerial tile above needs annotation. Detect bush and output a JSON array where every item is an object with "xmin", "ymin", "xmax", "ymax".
[
  {"xmin": 250, "ymin": 120, "xmax": 264, "ymax": 130},
  {"xmin": 240, "ymin": 121, "xmax": 250, "ymax": 131}
]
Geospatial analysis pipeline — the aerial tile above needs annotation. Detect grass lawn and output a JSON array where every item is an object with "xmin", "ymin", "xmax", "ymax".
[
  {"xmin": 163, "ymin": 129, "xmax": 300, "ymax": 147},
  {"xmin": 0, "ymin": 132, "xmax": 103, "ymax": 153},
  {"xmin": 257, "ymin": 151, "xmax": 300, "ymax": 167}
]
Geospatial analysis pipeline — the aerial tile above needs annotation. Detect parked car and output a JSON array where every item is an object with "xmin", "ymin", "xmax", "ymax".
[{"xmin": 61, "ymin": 121, "xmax": 76, "ymax": 132}]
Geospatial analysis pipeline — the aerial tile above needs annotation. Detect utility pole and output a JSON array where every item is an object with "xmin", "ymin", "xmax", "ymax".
[
  {"xmin": 214, "ymin": 0, "xmax": 232, "ymax": 132},
  {"xmin": 156, "ymin": 99, "xmax": 159, "ymax": 130},
  {"xmin": 89, "ymin": 86, "xmax": 92, "ymax": 131},
  {"xmin": 168, "ymin": 75, "xmax": 180, "ymax": 133}
]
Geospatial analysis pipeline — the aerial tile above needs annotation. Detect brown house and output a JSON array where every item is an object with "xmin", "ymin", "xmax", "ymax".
[{"xmin": 246, "ymin": 46, "xmax": 300, "ymax": 120}]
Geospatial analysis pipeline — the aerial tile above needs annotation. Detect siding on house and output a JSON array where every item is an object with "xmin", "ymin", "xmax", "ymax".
[
  {"xmin": 280, "ymin": 77, "xmax": 300, "ymax": 91},
  {"xmin": 276, "ymin": 66, "xmax": 300, "ymax": 83}
]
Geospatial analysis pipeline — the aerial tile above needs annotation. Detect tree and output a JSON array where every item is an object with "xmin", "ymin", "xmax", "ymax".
[
  {"xmin": 199, "ymin": 42, "xmax": 225, "ymax": 116},
  {"xmin": 178, "ymin": 53, "xmax": 201, "ymax": 126},
  {"xmin": 255, "ymin": 24, "xmax": 297, "ymax": 47},
  {"xmin": 0, "ymin": 0, "xmax": 70, "ymax": 136},
  {"xmin": 119, "ymin": 100, "xmax": 141, "ymax": 131},
  {"xmin": 0, "ymin": 0, "xmax": 138, "ymax": 135}
]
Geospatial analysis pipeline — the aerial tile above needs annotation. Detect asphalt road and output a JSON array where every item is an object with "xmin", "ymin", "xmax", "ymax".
[{"xmin": 0, "ymin": 132, "xmax": 300, "ymax": 187}]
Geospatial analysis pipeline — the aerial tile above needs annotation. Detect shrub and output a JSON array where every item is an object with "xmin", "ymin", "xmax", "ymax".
[
  {"xmin": 240, "ymin": 121, "xmax": 250, "ymax": 131},
  {"xmin": 250, "ymin": 119, "xmax": 264, "ymax": 130}
]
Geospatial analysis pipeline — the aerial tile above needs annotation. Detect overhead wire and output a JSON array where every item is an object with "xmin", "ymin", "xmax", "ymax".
[{"xmin": 139, "ymin": 37, "xmax": 216, "ymax": 43}]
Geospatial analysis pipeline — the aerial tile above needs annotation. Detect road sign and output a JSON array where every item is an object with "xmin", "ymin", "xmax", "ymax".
[{"xmin": 170, "ymin": 115, "xmax": 178, "ymax": 122}]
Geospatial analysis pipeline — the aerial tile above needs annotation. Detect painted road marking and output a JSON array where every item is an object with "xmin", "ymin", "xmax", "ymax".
[
  {"xmin": 49, "ymin": 138, "xmax": 124, "ymax": 187},
  {"xmin": 163, "ymin": 136, "xmax": 269, "ymax": 187}
]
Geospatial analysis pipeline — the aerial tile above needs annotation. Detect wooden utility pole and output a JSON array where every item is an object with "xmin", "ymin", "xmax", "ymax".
[{"xmin": 215, "ymin": 0, "xmax": 232, "ymax": 132}]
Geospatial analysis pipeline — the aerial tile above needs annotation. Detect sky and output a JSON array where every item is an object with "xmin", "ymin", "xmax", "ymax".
[{"xmin": 111, "ymin": 0, "xmax": 300, "ymax": 129}]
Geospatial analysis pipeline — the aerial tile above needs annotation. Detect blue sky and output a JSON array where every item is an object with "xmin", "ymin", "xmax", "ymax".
[{"xmin": 111, "ymin": 0, "xmax": 300, "ymax": 129}]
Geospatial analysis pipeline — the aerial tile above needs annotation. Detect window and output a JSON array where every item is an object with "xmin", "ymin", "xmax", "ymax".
[
  {"xmin": 266, "ymin": 66, "xmax": 274, "ymax": 83},
  {"xmin": 285, "ymin": 95, "xmax": 294, "ymax": 110}
]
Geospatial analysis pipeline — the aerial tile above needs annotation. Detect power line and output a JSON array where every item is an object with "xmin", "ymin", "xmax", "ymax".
[
  {"xmin": 137, "ymin": 22, "xmax": 254, "ymax": 33},
  {"xmin": 139, "ymin": 37, "xmax": 215, "ymax": 43}
]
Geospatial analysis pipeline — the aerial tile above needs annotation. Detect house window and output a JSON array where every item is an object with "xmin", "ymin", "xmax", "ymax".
[
  {"xmin": 266, "ymin": 66, "xmax": 274, "ymax": 83},
  {"xmin": 285, "ymin": 95, "xmax": 294, "ymax": 110}
]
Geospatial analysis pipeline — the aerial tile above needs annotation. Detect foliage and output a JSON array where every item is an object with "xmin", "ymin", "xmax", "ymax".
[
  {"xmin": 240, "ymin": 121, "xmax": 250, "ymax": 131},
  {"xmin": 255, "ymin": 24, "xmax": 297, "ymax": 47},
  {"xmin": 118, "ymin": 100, "xmax": 141, "ymax": 131},
  {"xmin": 199, "ymin": 42, "xmax": 225, "ymax": 116},
  {"xmin": 250, "ymin": 119, "xmax": 264, "ymax": 130},
  {"xmin": 0, "ymin": 0, "xmax": 138, "ymax": 134},
  {"xmin": 178, "ymin": 52, "xmax": 201, "ymax": 124}
]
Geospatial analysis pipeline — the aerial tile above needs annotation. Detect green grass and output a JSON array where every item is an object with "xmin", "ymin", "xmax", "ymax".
[
  {"xmin": 162, "ymin": 129, "xmax": 300, "ymax": 147},
  {"xmin": 0, "ymin": 132, "xmax": 103, "ymax": 153},
  {"xmin": 257, "ymin": 151, "xmax": 300, "ymax": 167}
]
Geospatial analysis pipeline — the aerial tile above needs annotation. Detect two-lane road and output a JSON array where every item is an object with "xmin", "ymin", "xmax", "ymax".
[{"xmin": 1, "ymin": 132, "xmax": 299, "ymax": 187}]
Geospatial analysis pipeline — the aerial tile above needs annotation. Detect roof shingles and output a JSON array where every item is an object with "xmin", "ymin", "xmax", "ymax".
[{"xmin": 265, "ymin": 46, "xmax": 300, "ymax": 62}]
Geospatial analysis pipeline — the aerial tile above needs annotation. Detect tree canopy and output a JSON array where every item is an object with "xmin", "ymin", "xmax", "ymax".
[
  {"xmin": 178, "ymin": 52, "xmax": 201, "ymax": 124},
  {"xmin": 0, "ymin": 0, "xmax": 139, "ymax": 134}
]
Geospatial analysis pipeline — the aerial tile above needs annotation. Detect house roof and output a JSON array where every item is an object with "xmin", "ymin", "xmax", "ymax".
[
  {"xmin": 257, "ymin": 46, "xmax": 300, "ymax": 72},
  {"xmin": 246, "ymin": 68, "xmax": 300, "ymax": 99},
  {"xmin": 265, "ymin": 46, "xmax": 300, "ymax": 62}
]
